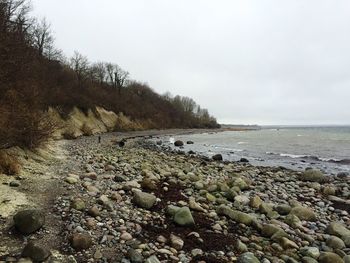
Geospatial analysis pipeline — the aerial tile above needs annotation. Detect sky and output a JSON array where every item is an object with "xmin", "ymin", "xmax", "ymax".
[{"xmin": 31, "ymin": 0, "xmax": 350, "ymax": 125}]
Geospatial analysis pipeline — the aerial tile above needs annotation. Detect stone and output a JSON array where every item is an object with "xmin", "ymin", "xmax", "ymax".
[
  {"xmin": 191, "ymin": 248, "xmax": 203, "ymax": 257},
  {"xmin": 174, "ymin": 140, "xmax": 184, "ymax": 147},
  {"xmin": 141, "ymin": 178, "xmax": 157, "ymax": 191},
  {"xmin": 275, "ymin": 204, "xmax": 292, "ymax": 215},
  {"xmin": 70, "ymin": 233, "xmax": 92, "ymax": 250},
  {"xmin": 71, "ymin": 198, "xmax": 85, "ymax": 211},
  {"xmin": 299, "ymin": 169, "xmax": 326, "ymax": 183},
  {"xmin": 326, "ymin": 222, "xmax": 350, "ymax": 237},
  {"xmin": 217, "ymin": 205, "xmax": 253, "ymax": 225},
  {"xmin": 173, "ymin": 207, "xmax": 195, "ymax": 226},
  {"xmin": 344, "ymin": 255, "xmax": 350, "ymax": 263},
  {"xmin": 289, "ymin": 206, "xmax": 316, "ymax": 221},
  {"xmin": 189, "ymin": 198, "xmax": 205, "ymax": 212},
  {"xmin": 240, "ymin": 158, "xmax": 249, "ymax": 163},
  {"xmin": 326, "ymin": 236, "xmax": 345, "ymax": 249},
  {"xmin": 206, "ymin": 192, "xmax": 216, "ymax": 202},
  {"xmin": 145, "ymin": 255, "xmax": 161, "ymax": 263},
  {"xmin": 233, "ymin": 178, "xmax": 249, "ymax": 190},
  {"xmin": 93, "ymin": 250, "xmax": 103, "ymax": 259},
  {"xmin": 250, "ymin": 196, "xmax": 262, "ymax": 209},
  {"xmin": 187, "ymin": 141, "xmax": 194, "ymax": 144},
  {"xmin": 9, "ymin": 181, "xmax": 20, "ymax": 187},
  {"xmin": 212, "ymin": 154, "xmax": 223, "ymax": 161},
  {"xmin": 318, "ymin": 252, "xmax": 344, "ymax": 263},
  {"xmin": 133, "ymin": 191, "xmax": 156, "ymax": 209},
  {"xmin": 170, "ymin": 234, "xmax": 184, "ymax": 250},
  {"xmin": 280, "ymin": 237, "xmax": 298, "ymax": 249},
  {"xmin": 301, "ymin": 257, "xmax": 318, "ymax": 263},
  {"xmin": 65, "ymin": 177, "xmax": 78, "ymax": 184},
  {"xmin": 88, "ymin": 205, "xmax": 100, "ymax": 217},
  {"xmin": 13, "ymin": 209, "xmax": 45, "ymax": 235},
  {"xmin": 337, "ymin": 172, "xmax": 349, "ymax": 179},
  {"xmin": 323, "ymin": 185, "xmax": 336, "ymax": 195},
  {"xmin": 261, "ymin": 224, "xmax": 285, "ymax": 238},
  {"xmin": 167, "ymin": 205, "xmax": 181, "ymax": 217},
  {"xmin": 127, "ymin": 249, "xmax": 143, "ymax": 263},
  {"xmin": 284, "ymin": 214, "xmax": 302, "ymax": 228},
  {"xmin": 120, "ymin": 232, "xmax": 133, "ymax": 241},
  {"xmin": 111, "ymin": 192, "xmax": 123, "ymax": 202},
  {"xmin": 234, "ymin": 195, "xmax": 250, "ymax": 206},
  {"xmin": 236, "ymin": 240, "xmax": 248, "ymax": 252},
  {"xmin": 22, "ymin": 242, "xmax": 51, "ymax": 262},
  {"xmin": 300, "ymin": 247, "xmax": 320, "ymax": 259},
  {"xmin": 237, "ymin": 252, "xmax": 260, "ymax": 263}
]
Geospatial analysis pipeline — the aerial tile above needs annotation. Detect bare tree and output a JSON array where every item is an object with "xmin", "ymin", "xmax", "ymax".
[
  {"xmin": 31, "ymin": 18, "xmax": 54, "ymax": 56},
  {"xmin": 70, "ymin": 51, "xmax": 89, "ymax": 86},
  {"xmin": 1, "ymin": 0, "xmax": 31, "ymax": 33},
  {"xmin": 105, "ymin": 63, "xmax": 129, "ymax": 94},
  {"xmin": 90, "ymin": 62, "xmax": 107, "ymax": 84}
]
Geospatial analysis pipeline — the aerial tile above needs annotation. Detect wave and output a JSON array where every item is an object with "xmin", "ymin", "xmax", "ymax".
[{"xmin": 266, "ymin": 152, "xmax": 350, "ymax": 165}]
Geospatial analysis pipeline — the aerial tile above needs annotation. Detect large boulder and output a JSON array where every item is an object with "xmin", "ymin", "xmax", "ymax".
[
  {"xmin": 13, "ymin": 209, "xmax": 45, "ymax": 235},
  {"xmin": 326, "ymin": 222, "xmax": 350, "ymax": 237},
  {"xmin": 212, "ymin": 154, "xmax": 223, "ymax": 161},
  {"xmin": 173, "ymin": 207, "xmax": 195, "ymax": 226},
  {"xmin": 22, "ymin": 242, "xmax": 51, "ymax": 262},
  {"xmin": 217, "ymin": 205, "xmax": 253, "ymax": 225},
  {"xmin": 318, "ymin": 252, "xmax": 344, "ymax": 263},
  {"xmin": 289, "ymin": 206, "xmax": 316, "ymax": 221},
  {"xmin": 299, "ymin": 169, "xmax": 326, "ymax": 183},
  {"xmin": 326, "ymin": 236, "xmax": 345, "ymax": 249},
  {"xmin": 174, "ymin": 140, "xmax": 184, "ymax": 147},
  {"xmin": 133, "ymin": 191, "xmax": 157, "ymax": 209}
]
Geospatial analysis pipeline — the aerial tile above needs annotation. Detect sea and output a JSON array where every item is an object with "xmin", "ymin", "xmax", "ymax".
[{"xmin": 160, "ymin": 126, "xmax": 350, "ymax": 175}]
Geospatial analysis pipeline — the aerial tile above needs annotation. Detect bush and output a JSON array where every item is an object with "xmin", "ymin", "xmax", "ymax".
[
  {"xmin": 0, "ymin": 102, "xmax": 57, "ymax": 150},
  {"xmin": 0, "ymin": 150, "xmax": 20, "ymax": 175}
]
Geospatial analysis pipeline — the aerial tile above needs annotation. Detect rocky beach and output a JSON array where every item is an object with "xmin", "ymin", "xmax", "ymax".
[{"xmin": 1, "ymin": 131, "xmax": 350, "ymax": 263}]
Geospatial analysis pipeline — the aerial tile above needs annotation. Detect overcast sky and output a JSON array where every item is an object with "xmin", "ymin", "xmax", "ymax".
[{"xmin": 31, "ymin": 0, "xmax": 350, "ymax": 125}]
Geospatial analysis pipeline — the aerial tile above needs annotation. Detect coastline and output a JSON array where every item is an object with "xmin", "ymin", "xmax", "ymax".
[{"xmin": 0, "ymin": 131, "xmax": 350, "ymax": 263}]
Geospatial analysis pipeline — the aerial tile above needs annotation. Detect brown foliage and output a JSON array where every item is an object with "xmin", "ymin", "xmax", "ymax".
[{"xmin": 0, "ymin": 150, "xmax": 20, "ymax": 175}]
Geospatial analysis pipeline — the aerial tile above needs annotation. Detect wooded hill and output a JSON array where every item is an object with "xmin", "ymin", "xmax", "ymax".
[{"xmin": 0, "ymin": 0, "xmax": 219, "ymax": 150}]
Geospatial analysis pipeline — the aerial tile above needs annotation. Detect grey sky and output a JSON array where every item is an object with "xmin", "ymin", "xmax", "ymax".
[{"xmin": 31, "ymin": 0, "xmax": 350, "ymax": 125}]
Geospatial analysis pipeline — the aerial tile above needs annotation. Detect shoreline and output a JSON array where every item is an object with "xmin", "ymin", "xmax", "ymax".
[{"xmin": 1, "ymin": 131, "xmax": 350, "ymax": 263}]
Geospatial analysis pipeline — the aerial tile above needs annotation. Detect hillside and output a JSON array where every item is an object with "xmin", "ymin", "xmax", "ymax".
[{"xmin": 0, "ymin": 0, "xmax": 219, "ymax": 151}]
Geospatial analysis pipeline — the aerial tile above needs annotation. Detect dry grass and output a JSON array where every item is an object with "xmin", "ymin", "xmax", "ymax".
[{"xmin": 0, "ymin": 150, "xmax": 21, "ymax": 175}]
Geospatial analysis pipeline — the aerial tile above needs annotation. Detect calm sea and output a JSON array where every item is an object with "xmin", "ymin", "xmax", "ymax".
[{"xmin": 162, "ymin": 126, "xmax": 350, "ymax": 175}]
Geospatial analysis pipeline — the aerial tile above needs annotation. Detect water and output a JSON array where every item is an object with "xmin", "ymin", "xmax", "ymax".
[{"xmin": 161, "ymin": 127, "xmax": 350, "ymax": 175}]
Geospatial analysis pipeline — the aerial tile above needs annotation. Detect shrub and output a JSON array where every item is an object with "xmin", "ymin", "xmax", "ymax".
[{"xmin": 0, "ymin": 150, "xmax": 21, "ymax": 175}]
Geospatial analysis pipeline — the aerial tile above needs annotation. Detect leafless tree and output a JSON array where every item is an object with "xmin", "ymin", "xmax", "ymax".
[
  {"xmin": 31, "ymin": 18, "xmax": 54, "ymax": 56},
  {"xmin": 105, "ymin": 63, "xmax": 129, "ymax": 94},
  {"xmin": 90, "ymin": 62, "xmax": 107, "ymax": 84},
  {"xmin": 70, "ymin": 51, "xmax": 89, "ymax": 85}
]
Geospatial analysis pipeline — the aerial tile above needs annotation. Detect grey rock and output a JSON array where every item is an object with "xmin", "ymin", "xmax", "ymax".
[
  {"xmin": 173, "ymin": 207, "xmax": 195, "ymax": 226},
  {"xmin": 299, "ymin": 169, "xmax": 326, "ymax": 183},
  {"xmin": 22, "ymin": 242, "xmax": 51, "ymax": 262},
  {"xmin": 145, "ymin": 255, "xmax": 160, "ymax": 263},
  {"xmin": 133, "ymin": 191, "xmax": 156, "ymax": 209},
  {"xmin": 70, "ymin": 233, "xmax": 92, "ymax": 250},
  {"xmin": 14, "ymin": 209, "xmax": 45, "ymax": 235},
  {"xmin": 237, "ymin": 252, "xmax": 260, "ymax": 263},
  {"xmin": 326, "ymin": 236, "xmax": 345, "ymax": 249},
  {"xmin": 127, "ymin": 249, "xmax": 143, "ymax": 263}
]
